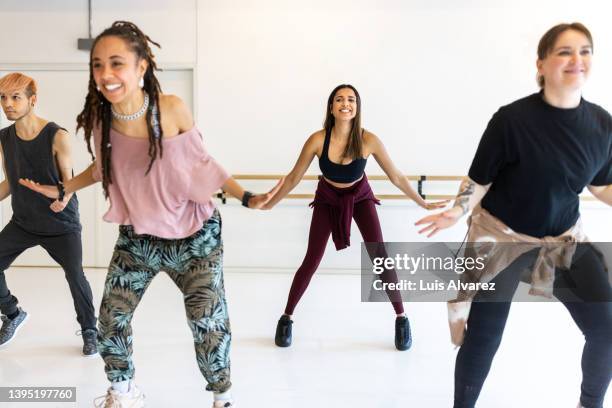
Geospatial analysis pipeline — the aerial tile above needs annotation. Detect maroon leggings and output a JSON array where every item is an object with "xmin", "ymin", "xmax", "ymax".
[{"xmin": 284, "ymin": 199, "xmax": 405, "ymax": 315}]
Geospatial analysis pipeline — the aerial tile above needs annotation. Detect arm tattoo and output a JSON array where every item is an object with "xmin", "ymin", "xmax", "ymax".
[{"xmin": 455, "ymin": 180, "xmax": 475, "ymax": 215}]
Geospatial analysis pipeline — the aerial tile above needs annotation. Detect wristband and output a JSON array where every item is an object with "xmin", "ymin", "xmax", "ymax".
[
  {"xmin": 57, "ymin": 182, "xmax": 66, "ymax": 201},
  {"xmin": 241, "ymin": 191, "xmax": 254, "ymax": 208}
]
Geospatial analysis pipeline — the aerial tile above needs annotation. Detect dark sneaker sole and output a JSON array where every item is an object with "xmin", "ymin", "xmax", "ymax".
[{"xmin": 395, "ymin": 342, "xmax": 412, "ymax": 351}]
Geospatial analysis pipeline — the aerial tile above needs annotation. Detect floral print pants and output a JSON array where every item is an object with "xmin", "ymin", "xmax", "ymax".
[{"xmin": 97, "ymin": 209, "xmax": 231, "ymax": 392}]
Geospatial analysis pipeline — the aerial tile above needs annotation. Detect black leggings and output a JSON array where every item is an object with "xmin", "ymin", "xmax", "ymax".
[
  {"xmin": 0, "ymin": 221, "xmax": 96, "ymax": 330},
  {"xmin": 454, "ymin": 244, "xmax": 612, "ymax": 408}
]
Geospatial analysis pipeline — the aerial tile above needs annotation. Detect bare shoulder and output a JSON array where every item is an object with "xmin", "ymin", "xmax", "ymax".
[
  {"xmin": 362, "ymin": 129, "xmax": 380, "ymax": 144},
  {"xmin": 159, "ymin": 94, "xmax": 186, "ymax": 112},
  {"xmin": 362, "ymin": 129, "xmax": 383, "ymax": 155},
  {"xmin": 52, "ymin": 127, "xmax": 72, "ymax": 154},
  {"xmin": 159, "ymin": 94, "xmax": 194, "ymax": 133},
  {"xmin": 307, "ymin": 129, "xmax": 325, "ymax": 144},
  {"xmin": 305, "ymin": 129, "xmax": 325, "ymax": 154},
  {"xmin": 54, "ymin": 127, "xmax": 70, "ymax": 137},
  {"xmin": 53, "ymin": 127, "xmax": 71, "ymax": 144}
]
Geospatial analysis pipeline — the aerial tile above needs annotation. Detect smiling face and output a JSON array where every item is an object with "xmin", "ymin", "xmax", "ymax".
[
  {"xmin": 330, "ymin": 87, "xmax": 358, "ymax": 122},
  {"xmin": 0, "ymin": 89, "xmax": 35, "ymax": 122},
  {"xmin": 537, "ymin": 29, "xmax": 592, "ymax": 92},
  {"xmin": 91, "ymin": 35, "xmax": 147, "ymax": 104}
]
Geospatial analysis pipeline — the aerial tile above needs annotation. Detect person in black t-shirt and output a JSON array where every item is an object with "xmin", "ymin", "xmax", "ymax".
[
  {"xmin": 0, "ymin": 73, "xmax": 97, "ymax": 356},
  {"xmin": 416, "ymin": 23, "xmax": 611, "ymax": 408}
]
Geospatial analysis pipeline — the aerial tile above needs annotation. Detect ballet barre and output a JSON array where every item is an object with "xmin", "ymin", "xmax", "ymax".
[{"xmin": 214, "ymin": 174, "xmax": 599, "ymax": 203}]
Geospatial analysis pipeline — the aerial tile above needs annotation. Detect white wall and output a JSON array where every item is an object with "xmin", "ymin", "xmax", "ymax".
[
  {"xmin": 0, "ymin": 1, "xmax": 610, "ymax": 270},
  {"xmin": 198, "ymin": 0, "xmax": 612, "ymax": 270},
  {"xmin": 0, "ymin": 0, "xmax": 195, "ymax": 66},
  {"xmin": 197, "ymin": 0, "xmax": 612, "ymax": 174}
]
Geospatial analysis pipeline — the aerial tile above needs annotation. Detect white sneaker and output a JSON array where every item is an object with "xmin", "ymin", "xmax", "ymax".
[
  {"xmin": 93, "ymin": 382, "xmax": 145, "ymax": 408},
  {"xmin": 212, "ymin": 400, "xmax": 235, "ymax": 408}
]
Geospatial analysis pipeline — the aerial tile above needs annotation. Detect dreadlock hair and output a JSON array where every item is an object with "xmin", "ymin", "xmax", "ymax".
[
  {"xmin": 323, "ymin": 84, "xmax": 363, "ymax": 160},
  {"xmin": 76, "ymin": 21, "xmax": 163, "ymax": 198}
]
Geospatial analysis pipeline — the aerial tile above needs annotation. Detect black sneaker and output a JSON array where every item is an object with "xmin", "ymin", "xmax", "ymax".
[
  {"xmin": 395, "ymin": 316, "xmax": 412, "ymax": 351},
  {"xmin": 275, "ymin": 315, "xmax": 293, "ymax": 347},
  {"xmin": 0, "ymin": 308, "xmax": 28, "ymax": 348},
  {"xmin": 80, "ymin": 328, "xmax": 98, "ymax": 357}
]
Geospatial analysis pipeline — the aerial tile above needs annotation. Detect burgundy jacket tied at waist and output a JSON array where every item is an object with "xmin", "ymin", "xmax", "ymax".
[{"xmin": 309, "ymin": 175, "xmax": 380, "ymax": 251}]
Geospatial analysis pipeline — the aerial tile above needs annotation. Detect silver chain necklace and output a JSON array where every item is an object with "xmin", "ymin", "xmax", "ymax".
[{"xmin": 111, "ymin": 93, "xmax": 149, "ymax": 121}]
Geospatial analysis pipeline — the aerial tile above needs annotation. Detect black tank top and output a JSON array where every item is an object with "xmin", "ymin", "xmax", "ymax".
[
  {"xmin": 318, "ymin": 128, "xmax": 367, "ymax": 183},
  {"xmin": 0, "ymin": 122, "xmax": 80, "ymax": 235}
]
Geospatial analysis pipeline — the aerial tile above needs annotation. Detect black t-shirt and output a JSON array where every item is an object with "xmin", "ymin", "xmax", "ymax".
[{"xmin": 468, "ymin": 92, "xmax": 612, "ymax": 238}]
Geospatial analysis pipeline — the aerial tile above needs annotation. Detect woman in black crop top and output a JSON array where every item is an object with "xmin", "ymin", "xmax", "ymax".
[
  {"xmin": 264, "ymin": 84, "xmax": 447, "ymax": 351},
  {"xmin": 416, "ymin": 23, "xmax": 612, "ymax": 408}
]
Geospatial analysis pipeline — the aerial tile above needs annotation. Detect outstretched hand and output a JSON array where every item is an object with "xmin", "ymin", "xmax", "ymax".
[
  {"xmin": 248, "ymin": 177, "xmax": 285, "ymax": 209},
  {"xmin": 415, "ymin": 206, "xmax": 463, "ymax": 238},
  {"xmin": 19, "ymin": 178, "xmax": 59, "ymax": 199},
  {"xmin": 19, "ymin": 178, "xmax": 71, "ymax": 213},
  {"xmin": 421, "ymin": 199, "xmax": 450, "ymax": 210}
]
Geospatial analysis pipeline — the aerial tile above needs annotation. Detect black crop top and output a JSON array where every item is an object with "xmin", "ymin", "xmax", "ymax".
[{"xmin": 319, "ymin": 128, "xmax": 367, "ymax": 183}]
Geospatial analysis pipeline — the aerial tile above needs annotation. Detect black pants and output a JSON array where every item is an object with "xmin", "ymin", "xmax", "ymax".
[
  {"xmin": 454, "ymin": 244, "xmax": 612, "ymax": 408},
  {"xmin": 0, "ymin": 221, "xmax": 96, "ymax": 330}
]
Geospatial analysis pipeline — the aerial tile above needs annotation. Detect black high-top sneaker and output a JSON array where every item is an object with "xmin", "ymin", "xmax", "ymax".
[
  {"xmin": 395, "ymin": 316, "xmax": 412, "ymax": 351},
  {"xmin": 275, "ymin": 315, "xmax": 293, "ymax": 347},
  {"xmin": 81, "ymin": 328, "xmax": 98, "ymax": 357}
]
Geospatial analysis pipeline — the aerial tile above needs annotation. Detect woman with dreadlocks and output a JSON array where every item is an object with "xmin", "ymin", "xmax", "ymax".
[{"xmin": 20, "ymin": 21, "xmax": 280, "ymax": 408}]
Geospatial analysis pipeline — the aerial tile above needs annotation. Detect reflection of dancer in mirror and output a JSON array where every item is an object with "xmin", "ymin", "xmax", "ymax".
[
  {"xmin": 416, "ymin": 23, "xmax": 611, "ymax": 408},
  {"xmin": 264, "ymin": 84, "xmax": 447, "ymax": 351},
  {"xmin": 0, "ymin": 73, "xmax": 98, "ymax": 356},
  {"xmin": 21, "ymin": 21, "xmax": 281, "ymax": 408}
]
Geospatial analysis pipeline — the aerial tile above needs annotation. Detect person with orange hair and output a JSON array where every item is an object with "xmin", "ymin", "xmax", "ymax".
[{"xmin": 0, "ymin": 72, "xmax": 98, "ymax": 356}]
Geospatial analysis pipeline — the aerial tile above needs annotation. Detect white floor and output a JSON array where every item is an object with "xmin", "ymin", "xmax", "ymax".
[{"xmin": 0, "ymin": 268, "xmax": 608, "ymax": 408}]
